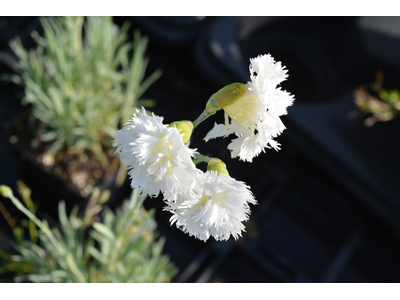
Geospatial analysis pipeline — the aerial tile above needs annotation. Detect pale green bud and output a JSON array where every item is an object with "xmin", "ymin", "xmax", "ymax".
[
  {"xmin": 211, "ymin": 82, "xmax": 247, "ymax": 108},
  {"xmin": 207, "ymin": 158, "xmax": 229, "ymax": 175},
  {"xmin": 0, "ymin": 185, "xmax": 12, "ymax": 198},
  {"xmin": 193, "ymin": 83, "xmax": 247, "ymax": 129},
  {"xmin": 169, "ymin": 120, "xmax": 194, "ymax": 144}
]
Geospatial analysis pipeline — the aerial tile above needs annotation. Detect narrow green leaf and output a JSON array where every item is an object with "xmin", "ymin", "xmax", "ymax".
[{"xmin": 92, "ymin": 223, "xmax": 115, "ymax": 240}]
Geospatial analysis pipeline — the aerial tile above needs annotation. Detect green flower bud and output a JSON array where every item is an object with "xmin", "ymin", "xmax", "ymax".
[
  {"xmin": 0, "ymin": 185, "xmax": 11, "ymax": 198},
  {"xmin": 207, "ymin": 158, "xmax": 229, "ymax": 175},
  {"xmin": 169, "ymin": 120, "xmax": 194, "ymax": 144},
  {"xmin": 211, "ymin": 82, "xmax": 247, "ymax": 108}
]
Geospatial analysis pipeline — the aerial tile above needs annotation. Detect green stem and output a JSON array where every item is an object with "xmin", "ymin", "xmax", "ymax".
[
  {"xmin": 193, "ymin": 153, "xmax": 212, "ymax": 165},
  {"xmin": 192, "ymin": 97, "xmax": 221, "ymax": 128},
  {"xmin": 0, "ymin": 186, "xmax": 61, "ymax": 252},
  {"xmin": 193, "ymin": 110, "xmax": 212, "ymax": 128}
]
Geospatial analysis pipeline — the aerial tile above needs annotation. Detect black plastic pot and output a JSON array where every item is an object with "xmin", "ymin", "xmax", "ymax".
[{"xmin": 128, "ymin": 16, "xmax": 213, "ymax": 46}]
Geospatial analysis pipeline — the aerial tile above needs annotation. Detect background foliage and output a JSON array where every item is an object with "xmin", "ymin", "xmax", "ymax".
[
  {"xmin": 0, "ymin": 183, "xmax": 178, "ymax": 283},
  {"xmin": 6, "ymin": 16, "xmax": 160, "ymax": 165}
]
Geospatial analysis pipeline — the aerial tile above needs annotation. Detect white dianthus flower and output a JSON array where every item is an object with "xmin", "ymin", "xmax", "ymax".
[
  {"xmin": 204, "ymin": 54, "xmax": 294, "ymax": 162},
  {"xmin": 249, "ymin": 54, "xmax": 294, "ymax": 116},
  {"xmin": 113, "ymin": 107, "xmax": 198, "ymax": 201},
  {"xmin": 164, "ymin": 171, "xmax": 257, "ymax": 242}
]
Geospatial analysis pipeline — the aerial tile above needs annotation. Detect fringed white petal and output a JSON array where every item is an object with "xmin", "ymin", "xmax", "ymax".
[
  {"xmin": 113, "ymin": 107, "xmax": 198, "ymax": 201},
  {"xmin": 164, "ymin": 171, "xmax": 257, "ymax": 242}
]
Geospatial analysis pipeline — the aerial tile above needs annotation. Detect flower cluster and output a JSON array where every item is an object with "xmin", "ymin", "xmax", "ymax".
[{"xmin": 113, "ymin": 54, "xmax": 294, "ymax": 242}]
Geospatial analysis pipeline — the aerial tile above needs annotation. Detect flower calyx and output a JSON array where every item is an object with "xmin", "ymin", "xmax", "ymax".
[
  {"xmin": 211, "ymin": 82, "xmax": 247, "ymax": 108},
  {"xmin": 169, "ymin": 120, "xmax": 194, "ymax": 144},
  {"xmin": 207, "ymin": 158, "xmax": 229, "ymax": 175}
]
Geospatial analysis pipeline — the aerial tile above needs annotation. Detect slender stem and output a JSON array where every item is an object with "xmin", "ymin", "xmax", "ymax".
[
  {"xmin": 193, "ymin": 110, "xmax": 212, "ymax": 128},
  {"xmin": 192, "ymin": 97, "xmax": 221, "ymax": 128},
  {"xmin": 0, "ymin": 185, "xmax": 61, "ymax": 251},
  {"xmin": 193, "ymin": 153, "xmax": 212, "ymax": 165}
]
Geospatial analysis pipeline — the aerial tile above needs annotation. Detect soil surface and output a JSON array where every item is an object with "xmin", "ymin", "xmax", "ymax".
[{"xmin": 9, "ymin": 113, "xmax": 120, "ymax": 198}]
